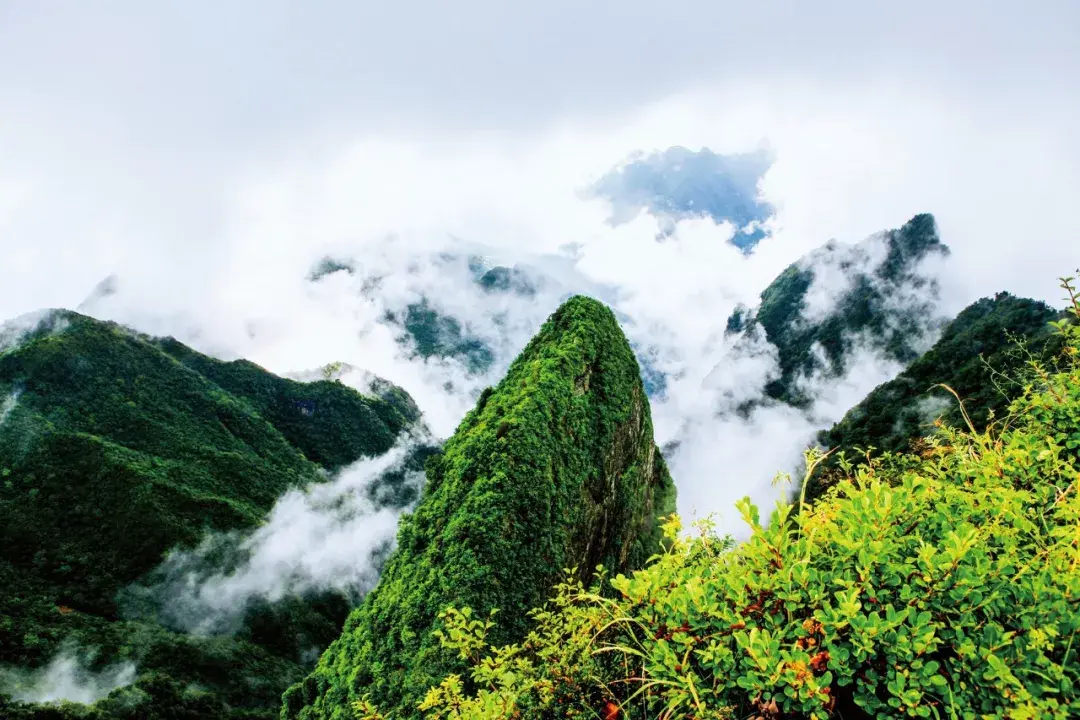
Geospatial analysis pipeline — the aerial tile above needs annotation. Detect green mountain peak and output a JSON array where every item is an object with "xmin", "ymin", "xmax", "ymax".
[{"xmin": 284, "ymin": 294, "xmax": 676, "ymax": 719}]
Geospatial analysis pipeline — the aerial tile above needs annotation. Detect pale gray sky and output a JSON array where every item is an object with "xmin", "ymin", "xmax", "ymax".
[{"xmin": 2, "ymin": 1, "xmax": 1076, "ymax": 144}]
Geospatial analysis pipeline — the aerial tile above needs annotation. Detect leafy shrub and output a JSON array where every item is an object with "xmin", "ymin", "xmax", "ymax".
[{"xmin": 414, "ymin": 277, "xmax": 1080, "ymax": 719}]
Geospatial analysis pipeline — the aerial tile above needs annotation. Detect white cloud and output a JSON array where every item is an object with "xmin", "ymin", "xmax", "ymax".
[
  {"xmin": 0, "ymin": 389, "xmax": 19, "ymax": 428},
  {"xmin": 670, "ymin": 340, "xmax": 907, "ymax": 539},
  {"xmin": 910, "ymin": 394, "xmax": 954, "ymax": 432},
  {"xmin": 0, "ymin": 311, "xmax": 71, "ymax": 356},
  {"xmin": 123, "ymin": 439, "xmax": 428, "ymax": 635},
  {"xmin": 0, "ymin": 650, "xmax": 135, "ymax": 706}
]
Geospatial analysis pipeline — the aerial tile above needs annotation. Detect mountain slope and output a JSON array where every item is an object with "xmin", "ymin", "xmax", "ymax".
[
  {"xmin": 382, "ymin": 299, "xmax": 495, "ymax": 374},
  {"xmin": 0, "ymin": 310, "xmax": 418, "ymax": 615},
  {"xmin": 283, "ymin": 295, "xmax": 676, "ymax": 720},
  {"xmin": 725, "ymin": 213, "xmax": 949, "ymax": 406},
  {"xmin": 154, "ymin": 337, "xmax": 418, "ymax": 471},
  {"xmin": 810, "ymin": 292, "xmax": 1065, "ymax": 497},
  {"xmin": 0, "ymin": 310, "xmax": 420, "ymax": 718}
]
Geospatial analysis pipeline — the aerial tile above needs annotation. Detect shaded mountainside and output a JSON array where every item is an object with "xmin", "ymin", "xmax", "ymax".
[
  {"xmin": 284, "ymin": 296, "xmax": 677, "ymax": 720},
  {"xmin": 810, "ymin": 292, "xmax": 1066, "ymax": 497},
  {"xmin": 725, "ymin": 213, "xmax": 949, "ymax": 406},
  {"xmin": 382, "ymin": 299, "xmax": 496, "ymax": 375},
  {"xmin": 154, "ymin": 338, "xmax": 419, "ymax": 471},
  {"xmin": 0, "ymin": 310, "xmax": 420, "ymax": 718},
  {"xmin": 379, "ymin": 258, "xmax": 540, "ymax": 376},
  {"xmin": 308, "ymin": 253, "xmax": 523, "ymax": 376}
]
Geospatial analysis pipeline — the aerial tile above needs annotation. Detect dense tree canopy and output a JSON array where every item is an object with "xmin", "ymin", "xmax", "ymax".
[{"xmin": 0, "ymin": 310, "xmax": 419, "ymax": 719}]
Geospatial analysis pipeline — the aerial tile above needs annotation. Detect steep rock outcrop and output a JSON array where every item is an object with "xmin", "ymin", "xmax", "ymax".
[
  {"xmin": 724, "ymin": 213, "xmax": 949, "ymax": 406},
  {"xmin": 283, "ymin": 295, "xmax": 676, "ymax": 719}
]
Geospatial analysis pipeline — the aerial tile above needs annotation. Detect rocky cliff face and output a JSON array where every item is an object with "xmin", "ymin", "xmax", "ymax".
[{"xmin": 283, "ymin": 295, "xmax": 676, "ymax": 719}]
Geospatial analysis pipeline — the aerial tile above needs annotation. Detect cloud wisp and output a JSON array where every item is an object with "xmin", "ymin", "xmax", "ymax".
[
  {"xmin": 121, "ymin": 439, "xmax": 429, "ymax": 635},
  {"xmin": 0, "ymin": 389, "xmax": 19, "ymax": 428},
  {"xmin": 0, "ymin": 649, "xmax": 136, "ymax": 706}
]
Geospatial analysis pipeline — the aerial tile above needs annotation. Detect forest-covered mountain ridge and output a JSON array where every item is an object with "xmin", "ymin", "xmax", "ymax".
[
  {"xmin": 283, "ymin": 295, "xmax": 676, "ymax": 720},
  {"xmin": 0, "ymin": 308, "xmax": 423, "ymax": 719}
]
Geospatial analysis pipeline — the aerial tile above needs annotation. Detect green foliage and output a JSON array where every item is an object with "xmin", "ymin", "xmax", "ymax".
[
  {"xmin": 0, "ymin": 310, "xmax": 418, "ymax": 718},
  {"xmin": 0, "ymin": 558, "xmax": 316, "ymax": 719},
  {"xmin": 417, "ymin": 277, "xmax": 1080, "ymax": 719},
  {"xmin": 155, "ymin": 337, "xmax": 419, "ymax": 470},
  {"xmin": 414, "ymin": 585, "xmax": 626, "ymax": 720},
  {"xmin": 814, "ymin": 292, "xmax": 1065, "ymax": 498},
  {"xmin": 283, "ymin": 296, "xmax": 676, "ymax": 720}
]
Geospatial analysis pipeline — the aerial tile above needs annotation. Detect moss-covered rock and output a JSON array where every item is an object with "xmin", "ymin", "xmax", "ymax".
[{"xmin": 283, "ymin": 295, "xmax": 676, "ymax": 719}]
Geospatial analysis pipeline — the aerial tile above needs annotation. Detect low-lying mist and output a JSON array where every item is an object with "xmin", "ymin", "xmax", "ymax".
[
  {"xmin": 0, "ymin": 648, "xmax": 136, "ymax": 706},
  {"xmin": 121, "ymin": 438, "xmax": 433, "ymax": 636}
]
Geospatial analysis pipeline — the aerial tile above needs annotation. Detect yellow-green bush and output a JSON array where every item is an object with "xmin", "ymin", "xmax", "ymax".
[{"xmin": 413, "ymin": 278, "xmax": 1080, "ymax": 719}]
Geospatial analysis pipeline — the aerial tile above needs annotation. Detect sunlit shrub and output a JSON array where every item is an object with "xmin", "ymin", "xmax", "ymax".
[{"xmin": 413, "ymin": 276, "xmax": 1080, "ymax": 719}]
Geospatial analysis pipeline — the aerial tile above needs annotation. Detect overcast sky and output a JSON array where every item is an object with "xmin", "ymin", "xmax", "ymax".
[
  {"xmin": 2, "ymin": 2, "xmax": 1076, "ymax": 137},
  {"xmin": 2, "ymin": 0, "xmax": 1079, "ymax": 528},
  {"xmin": 2, "ymin": 1, "xmax": 1077, "ymax": 315}
]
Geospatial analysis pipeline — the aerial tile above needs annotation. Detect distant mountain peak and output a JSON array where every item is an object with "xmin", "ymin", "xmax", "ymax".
[{"xmin": 721, "ymin": 212, "xmax": 950, "ymax": 407}]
